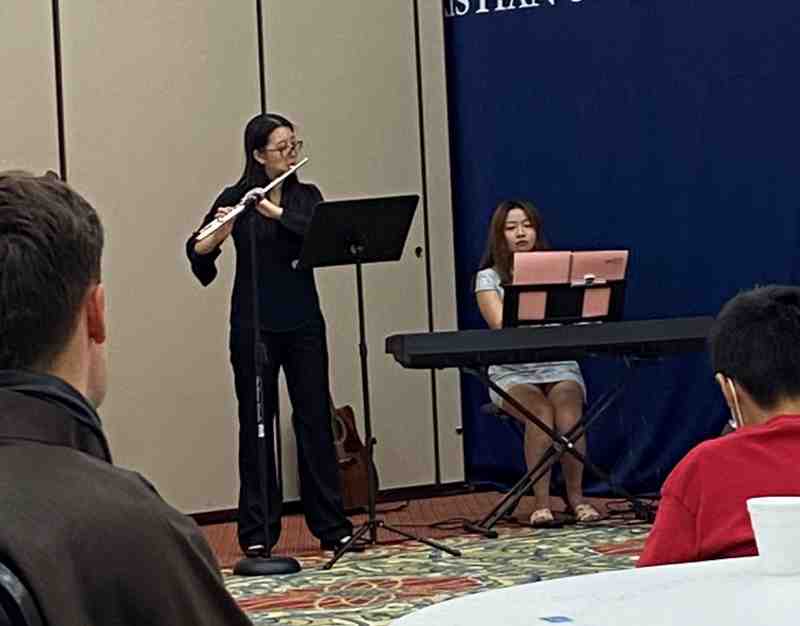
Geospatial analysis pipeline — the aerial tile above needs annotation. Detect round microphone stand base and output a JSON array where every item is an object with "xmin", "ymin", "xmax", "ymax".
[{"xmin": 233, "ymin": 555, "xmax": 301, "ymax": 576}]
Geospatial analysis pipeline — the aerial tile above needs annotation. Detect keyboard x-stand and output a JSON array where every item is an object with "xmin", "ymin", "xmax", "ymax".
[{"xmin": 385, "ymin": 317, "xmax": 713, "ymax": 537}]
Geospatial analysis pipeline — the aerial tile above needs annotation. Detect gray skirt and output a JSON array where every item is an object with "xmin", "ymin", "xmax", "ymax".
[{"xmin": 488, "ymin": 361, "xmax": 586, "ymax": 407}]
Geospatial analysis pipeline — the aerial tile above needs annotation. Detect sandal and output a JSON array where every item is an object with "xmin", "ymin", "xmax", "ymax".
[
  {"xmin": 529, "ymin": 507, "xmax": 556, "ymax": 527},
  {"xmin": 572, "ymin": 502, "xmax": 602, "ymax": 522}
]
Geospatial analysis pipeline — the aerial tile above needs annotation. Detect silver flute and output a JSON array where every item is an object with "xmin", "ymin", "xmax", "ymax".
[{"xmin": 194, "ymin": 157, "xmax": 309, "ymax": 241}]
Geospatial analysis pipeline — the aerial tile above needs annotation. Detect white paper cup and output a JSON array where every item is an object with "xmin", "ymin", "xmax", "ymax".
[{"xmin": 747, "ymin": 497, "xmax": 800, "ymax": 575}]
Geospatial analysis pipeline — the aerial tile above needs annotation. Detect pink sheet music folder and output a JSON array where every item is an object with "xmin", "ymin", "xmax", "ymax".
[
  {"xmin": 570, "ymin": 250, "xmax": 629, "ymax": 318},
  {"xmin": 512, "ymin": 251, "xmax": 572, "ymax": 320}
]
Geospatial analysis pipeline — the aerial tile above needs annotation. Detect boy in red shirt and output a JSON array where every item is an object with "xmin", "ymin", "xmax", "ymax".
[{"xmin": 638, "ymin": 286, "xmax": 800, "ymax": 567}]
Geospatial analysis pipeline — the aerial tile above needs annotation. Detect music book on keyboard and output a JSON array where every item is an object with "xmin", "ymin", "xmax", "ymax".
[{"xmin": 510, "ymin": 250, "xmax": 629, "ymax": 325}]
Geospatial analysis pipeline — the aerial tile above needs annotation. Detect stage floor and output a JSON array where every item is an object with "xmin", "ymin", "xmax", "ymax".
[{"xmin": 202, "ymin": 492, "xmax": 641, "ymax": 567}]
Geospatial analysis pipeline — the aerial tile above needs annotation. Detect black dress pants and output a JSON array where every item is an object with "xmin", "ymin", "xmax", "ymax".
[{"xmin": 229, "ymin": 317, "xmax": 352, "ymax": 550}]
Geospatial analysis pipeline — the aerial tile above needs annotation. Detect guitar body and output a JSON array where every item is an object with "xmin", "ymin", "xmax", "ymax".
[{"xmin": 331, "ymin": 404, "xmax": 378, "ymax": 512}]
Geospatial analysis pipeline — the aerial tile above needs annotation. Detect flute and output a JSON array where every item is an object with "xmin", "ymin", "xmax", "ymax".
[{"xmin": 194, "ymin": 157, "xmax": 309, "ymax": 241}]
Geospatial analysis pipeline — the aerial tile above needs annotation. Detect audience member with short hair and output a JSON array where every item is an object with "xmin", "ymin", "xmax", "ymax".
[
  {"xmin": 0, "ymin": 171, "xmax": 252, "ymax": 625},
  {"xmin": 638, "ymin": 285, "xmax": 800, "ymax": 567}
]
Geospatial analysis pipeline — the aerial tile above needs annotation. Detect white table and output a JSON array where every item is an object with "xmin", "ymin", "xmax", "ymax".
[{"xmin": 390, "ymin": 557, "xmax": 798, "ymax": 625}]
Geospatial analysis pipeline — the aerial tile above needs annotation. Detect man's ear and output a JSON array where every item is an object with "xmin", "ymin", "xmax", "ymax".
[
  {"xmin": 253, "ymin": 148, "xmax": 266, "ymax": 165},
  {"xmin": 86, "ymin": 283, "xmax": 106, "ymax": 344}
]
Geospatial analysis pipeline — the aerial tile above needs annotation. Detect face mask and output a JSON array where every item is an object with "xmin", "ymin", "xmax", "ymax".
[{"xmin": 725, "ymin": 376, "xmax": 743, "ymax": 430}]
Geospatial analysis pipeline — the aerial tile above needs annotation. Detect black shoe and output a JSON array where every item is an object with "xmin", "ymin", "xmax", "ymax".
[{"xmin": 320, "ymin": 535, "xmax": 366, "ymax": 554}]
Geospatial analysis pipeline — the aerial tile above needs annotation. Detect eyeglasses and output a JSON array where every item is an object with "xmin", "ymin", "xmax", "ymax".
[{"xmin": 264, "ymin": 140, "xmax": 304, "ymax": 156}]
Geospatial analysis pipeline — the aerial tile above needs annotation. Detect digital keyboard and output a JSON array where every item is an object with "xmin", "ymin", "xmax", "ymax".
[{"xmin": 385, "ymin": 317, "xmax": 713, "ymax": 369}]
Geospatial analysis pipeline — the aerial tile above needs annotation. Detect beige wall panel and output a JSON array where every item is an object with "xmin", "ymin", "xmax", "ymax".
[
  {"xmin": 0, "ymin": 2, "xmax": 58, "ymax": 173},
  {"xmin": 417, "ymin": 2, "xmax": 464, "ymax": 483},
  {"xmin": 61, "ymin": 1, "xmax": 260, "ymax": 512},
  {"xmin": 264, "ymin": 1, "xmax": 441, "ymax": 492}
]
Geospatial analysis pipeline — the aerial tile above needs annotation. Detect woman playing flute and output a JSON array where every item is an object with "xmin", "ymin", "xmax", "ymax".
[{"xmin": 186, "ymin": 113, "xmax": 357, "ymax": 557}]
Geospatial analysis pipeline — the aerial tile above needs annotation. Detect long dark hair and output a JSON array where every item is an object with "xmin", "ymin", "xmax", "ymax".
[
  {"xmin": 477, "ymin": 199, "xmax": 549, "ymax": 284},
  {"xmin": 235, "ymin": 112, "xmax": 298, "ymax": 192}
]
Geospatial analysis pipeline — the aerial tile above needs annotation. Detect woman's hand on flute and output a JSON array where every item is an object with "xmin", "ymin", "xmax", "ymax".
[
  {"xmin": 194, "ymin": 206, "xmax": 236, "ymax": 255},
  {"xmin": 255, "ymin": 197, "xmax": 283, "ymax": 220}
]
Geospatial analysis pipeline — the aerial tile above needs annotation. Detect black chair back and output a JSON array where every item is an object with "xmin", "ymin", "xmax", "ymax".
[{"xmin": 0, "ymin": 562, "xmax": 43, "ymax": 626}]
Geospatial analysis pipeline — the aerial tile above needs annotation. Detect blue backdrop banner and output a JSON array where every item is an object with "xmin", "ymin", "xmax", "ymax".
[{"xmin": 443, "ymin": 0, "xmax": 800, "ymax": 494}]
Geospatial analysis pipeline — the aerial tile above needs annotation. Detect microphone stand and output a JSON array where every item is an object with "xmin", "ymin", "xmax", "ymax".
[{"xmin": 233, "ymin": 206, "xmax": 301, "ymax": 576}]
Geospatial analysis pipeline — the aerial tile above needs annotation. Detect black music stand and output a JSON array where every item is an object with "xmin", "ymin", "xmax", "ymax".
[
  {"xmin": 464, "ymin": 277, "xmax": 656, "ymax": 538},
  {"xmin": 502, "ymin": 280, "xmax": 627, "ymax": 327},
  {"xmin": 297, "ymin": 195, "xmax": 462, "ymax": 570}
]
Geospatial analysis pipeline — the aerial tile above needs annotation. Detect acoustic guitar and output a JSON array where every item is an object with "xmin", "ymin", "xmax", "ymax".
[{"xmin": 330, "ymin": 402, "xmax": 378, "ymax": 512}]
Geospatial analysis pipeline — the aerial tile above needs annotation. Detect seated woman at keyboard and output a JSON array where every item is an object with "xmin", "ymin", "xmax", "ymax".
[{"xmin": 474, "ymin": 200, "xmax": 601, "ymax": 526}]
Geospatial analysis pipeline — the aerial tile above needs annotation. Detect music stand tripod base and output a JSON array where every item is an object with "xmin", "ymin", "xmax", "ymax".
[{"xmin": 323, "ymin": 516, "xmax": 462, "ymax": 571}]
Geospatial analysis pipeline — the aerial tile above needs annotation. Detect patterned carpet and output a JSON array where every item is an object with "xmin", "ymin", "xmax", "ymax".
[{"xmin": 224, "ymin": 520, "xmax": 649, "ymax": 625}]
